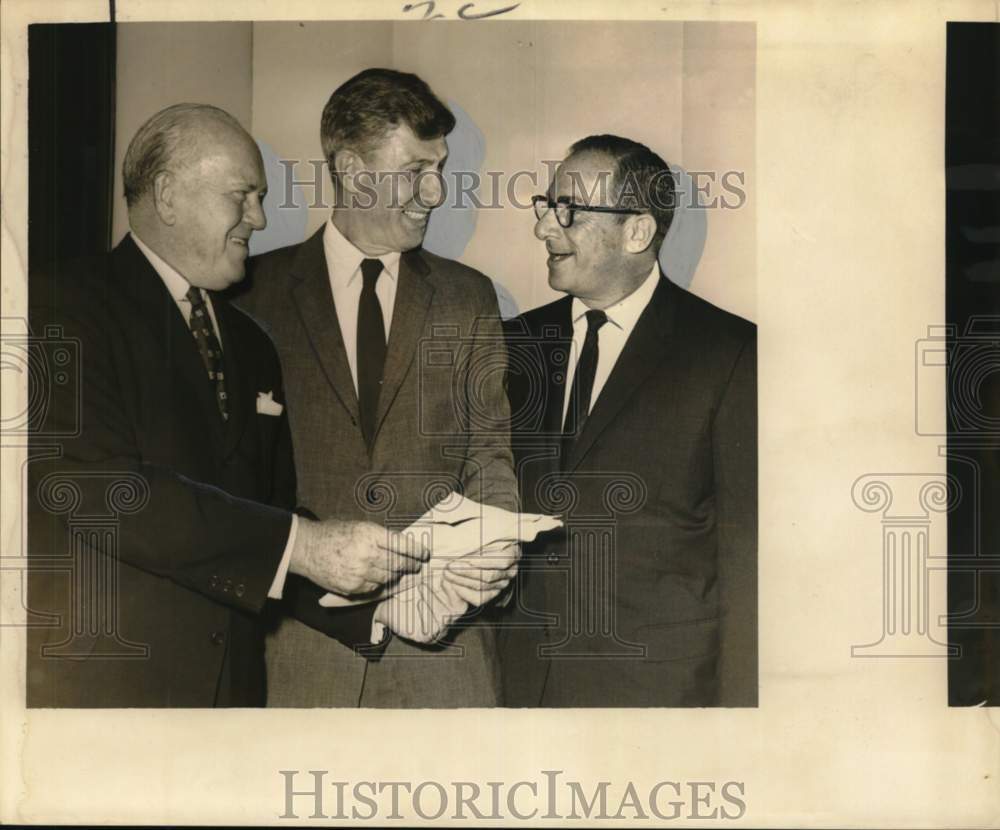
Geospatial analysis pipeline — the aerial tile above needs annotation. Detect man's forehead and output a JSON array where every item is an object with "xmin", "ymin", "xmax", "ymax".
[
  {"xmin": 379, "ymin": 123, "xmax": 448, "ymax": 164},
  {"xmin": 552, "ymin": 152, "xmax": 616, "ymax": 202},
  {"xmin": 195, "ymin": 138, "xmax": 265, "ymax": 186}
]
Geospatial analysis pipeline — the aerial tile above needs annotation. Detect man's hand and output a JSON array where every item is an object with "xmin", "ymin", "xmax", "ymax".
[
  {"xmin": 289, "ymin": 519, "xmax": 429, "ymax": 596},
  {"xmin": 442, "ymin": 542, "xmax": 520, "ymax": 608},
  {"xmin": 373, "ymin": 576, "xmax": 467, "ymax": 644}
]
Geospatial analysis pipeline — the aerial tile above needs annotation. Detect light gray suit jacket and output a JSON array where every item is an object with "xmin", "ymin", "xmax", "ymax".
[{"xmin": 236, "ymin": 227, "xmax": 517, "ymax": 707}]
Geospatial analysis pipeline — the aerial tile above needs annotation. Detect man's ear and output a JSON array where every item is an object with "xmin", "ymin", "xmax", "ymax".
[
  {"xmin": 623, "ymin": 213, "xmax": 658, "ymax": 254},
  {"xmin": 335, "ymin": 148, "xmax": 369, "ymax": 196},
  {"xmin": 152, "ymin": 171, "xmax": 177, "ymax": 226}
]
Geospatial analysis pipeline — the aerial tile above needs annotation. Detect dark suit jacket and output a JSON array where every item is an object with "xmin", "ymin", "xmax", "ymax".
[
  {"xmin": 500, "ymin": 273, "xmax": 757, "ymax": 707},
  {"xmin": 234, "ymin": 228, "xmax": 517, "ymax": 707},
  {"xmin": 26, "ymin": 235, "xmax": 373, "ymax": 707}
]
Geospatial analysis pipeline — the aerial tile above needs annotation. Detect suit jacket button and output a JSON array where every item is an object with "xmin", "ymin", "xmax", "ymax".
[
  {"xmin": 235, "ymin": 583, "xmax": 246, "ymax": 598},
  {"xmin": 209, "ymin": 575, "xmax": 219, "ymax": 589},
  {"xmin": 210, "ymin": 631, "xmax": 226, "ymax": 646},
  {"xmin": 223, "ymin": 578, "xmax": 233, "ymax": 592}
]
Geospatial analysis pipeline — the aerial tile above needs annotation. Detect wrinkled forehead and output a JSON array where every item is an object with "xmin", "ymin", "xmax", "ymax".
[{"xmin": 550, "ymin": 152, "xmax": 617, "ymax": 205}]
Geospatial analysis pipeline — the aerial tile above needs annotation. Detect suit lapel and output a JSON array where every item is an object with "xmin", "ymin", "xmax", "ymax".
[
  {"xmin": 564, "ymin": 274, "xmax": 679, "ymax": 472},
  {"xmin": 113, "ymin": 237, "xmax": 226, "ymax": 445},
  {"xmin": 539, "ymin": 298, "xmax": 574, "ymax": 437},
  {"xmin": 372, "ymin": 249, "xmax": 434, "ymax": 442},
  {"xmin": 289, "ymin": 228, "xmax": 361, "ymax": 425}
]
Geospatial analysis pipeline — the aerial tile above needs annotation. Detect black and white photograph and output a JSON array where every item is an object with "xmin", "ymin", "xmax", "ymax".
[
  {"xmin": 0, "ymin": 1, "xmax": 997, "ymax": 827},
  {"xmin": 23, "ymin": 17, "xmax": 757, "ymax": 711}
]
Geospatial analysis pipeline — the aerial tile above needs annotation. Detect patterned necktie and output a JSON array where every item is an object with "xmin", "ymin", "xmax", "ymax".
[
  {"xmin": 357, "ymin": 258, "xmax": 387, "ymax": 449},
  {"xmin": 185, "ymin": 286, "xmax": 228, "ymax": 420},
  {"xmin": 562, "ymin": 309, "xmax": 608, "ymax": 461}
]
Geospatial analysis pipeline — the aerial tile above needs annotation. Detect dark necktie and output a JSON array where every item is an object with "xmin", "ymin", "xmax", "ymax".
[
  {"xmin": 185, "ymin": 286, "xmax": 228, "ymax": 420},
  {"xmin": 357, "ymin": 258, "xmax": 387, "ymax": 449},
  {"xmin": 562, "ymin": 309, "xmax": 608, "ymax": 460}
]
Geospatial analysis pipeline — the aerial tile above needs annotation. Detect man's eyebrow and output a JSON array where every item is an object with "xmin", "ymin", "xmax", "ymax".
[{"xmin": 229, "ymin": 180, "xmax": 267, "ymax": 191}]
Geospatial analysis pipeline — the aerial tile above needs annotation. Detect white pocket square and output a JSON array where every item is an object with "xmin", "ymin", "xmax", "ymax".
[{"xmin": 256, "ymin": 391, "xmax": 283, "ymax": 416}]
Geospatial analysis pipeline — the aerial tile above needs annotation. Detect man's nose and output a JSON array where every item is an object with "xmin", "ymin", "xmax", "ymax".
[
  {"xmin": 418, "ymin": 171, "xmax": 444, "ymax": 208},
  {"xmin": 534, "ymin": 207, "xmax": 558, "ymax": 242},
  {"xmin": 244, "ymin": 196, "xmax": 266, "ymax": 231}
]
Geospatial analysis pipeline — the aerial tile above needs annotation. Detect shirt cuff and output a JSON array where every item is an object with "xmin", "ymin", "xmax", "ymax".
[
  {"xmin": 370, "ymin": 601, "xmax": 390, "ymax": 645},
  {"xmin": 267, "ymin": 514, "xmax": 298, "ymax": 599}
]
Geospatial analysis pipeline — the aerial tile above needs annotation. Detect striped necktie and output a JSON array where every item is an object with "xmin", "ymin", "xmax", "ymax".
[{"xmin": 186, "ymin": 285, "xmax": 228, "ymax": 420}]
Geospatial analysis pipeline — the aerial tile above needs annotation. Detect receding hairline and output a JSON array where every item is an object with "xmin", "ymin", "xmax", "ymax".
[
  {"xmin": 552, "ymin": 150, "xmax": 619, "ymax": 198},
  {"xmin": 123, "ymin": 104, "xmax": 261, "ymax": 204},
  {"xmin": 172, "ymin": 111, "xmax": 258, "ymax": 165}
]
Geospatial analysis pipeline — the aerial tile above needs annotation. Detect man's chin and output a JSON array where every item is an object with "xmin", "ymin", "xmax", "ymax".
[
  {"xmin": 213, "ymin": 268, "xmax": 247, "ymax": 291},
  {"xmin": 546, "ymin": 265, "xmax": 569, "ymax": 292},
  {"xmin": 397, "ymin": 228, "xmax": 427, "ymax": 251}
]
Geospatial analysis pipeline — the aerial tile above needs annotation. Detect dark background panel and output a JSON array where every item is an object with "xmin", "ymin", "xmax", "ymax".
[
  {"xmin": 946, "ymin": 21, "xmax": 1000, "ymax": 706},
  {"xmin": 28, "ymin": 23, "xmax": 116, "ymax": 272}
]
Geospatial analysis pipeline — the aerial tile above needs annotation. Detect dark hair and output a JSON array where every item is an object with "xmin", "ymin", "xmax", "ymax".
[
  {"xmin": 320, "ymin": 68, "xmax": 455, "ymax": 174},
  {"xmin": 122, "ymin": 103, "xmax": 245, "ymax": 206},
  {"xmin": 568, "ymin": 134, "xmax": 676, "ymax": 247}
]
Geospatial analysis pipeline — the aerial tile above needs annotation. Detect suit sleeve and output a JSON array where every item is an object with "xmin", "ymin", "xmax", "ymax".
[
  {"xmin": 29, "ymin": 279, "xmax": 290, "ymax": 616},
  {"xmin": 713, "ymin": 332, "xmax": 758, "ymax": 706},
  {"xmin": 270, "ymin": 371, "xmax": 298, "ymax": 512},
  {"xmin": 459, "ymin": 283, "xmax": 519, "ymax": 514}
]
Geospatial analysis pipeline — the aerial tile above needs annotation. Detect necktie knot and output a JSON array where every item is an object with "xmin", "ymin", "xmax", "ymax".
[
  {"xmin": 186, "ymin": 285, "xmax": 206, "ymax": 313},
  {"xmin": 585, "ymin": 309, "xmax": 608, "ymax": 336},
  {"xmin": 361, "ymin": 258, "xmax": 383, "ymax": 289}
]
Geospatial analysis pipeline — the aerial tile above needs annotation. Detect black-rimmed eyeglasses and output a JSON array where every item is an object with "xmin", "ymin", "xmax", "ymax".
[{"xmin": 531, "ymin": 195, "xmax": 644, "ymax": 228}]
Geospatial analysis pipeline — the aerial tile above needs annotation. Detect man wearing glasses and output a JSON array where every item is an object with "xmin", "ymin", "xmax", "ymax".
[{"xmin": 501, "ymin": 134, "xmax": 757, "ymax": 707}]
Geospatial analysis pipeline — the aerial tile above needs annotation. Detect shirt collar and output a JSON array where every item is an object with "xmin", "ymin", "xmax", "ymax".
[
  {"xmin": 324, "ymin": 217, "xmax": 402, "ymax": 287},
  {"xmin": 130, "ymin": 230, "xmax": 199, "ymax": 303},
  {"xmin": 570, "ymin": 263, "xmax": 661, "ymax": 332}
]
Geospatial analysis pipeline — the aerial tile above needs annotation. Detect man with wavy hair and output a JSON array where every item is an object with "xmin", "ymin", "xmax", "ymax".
[{"xmin": 240, "ymin": 69, "xmax": 518, "ymax": 708}]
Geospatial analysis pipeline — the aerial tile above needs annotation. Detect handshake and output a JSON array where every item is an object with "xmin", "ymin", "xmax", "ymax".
[{"xmin": 288, "ymin": 494, "xmax": 562, "ymax": 645}]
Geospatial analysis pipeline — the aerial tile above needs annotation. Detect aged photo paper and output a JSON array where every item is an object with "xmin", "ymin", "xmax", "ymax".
[{"xmin": 2, "ymin": 0, "xmax": 998, "ymax": 826}]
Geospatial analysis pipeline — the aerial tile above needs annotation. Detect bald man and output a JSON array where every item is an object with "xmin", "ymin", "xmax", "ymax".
[{"xmin": 27, "ymin": 104, "xmax": 428, "ymax": 707}]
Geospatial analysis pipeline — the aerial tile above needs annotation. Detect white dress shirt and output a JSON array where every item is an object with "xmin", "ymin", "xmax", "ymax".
[
  {"xmin": 323, "ymin": 217, "xmax": 401, "ymax": 393},
  {"xmin": 130, "ymin": 231, "xmax": 296, "ymax": 599},
  {"xmin": 562, "ymin": 264, "xmax": 661, "ymax": 428}
]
